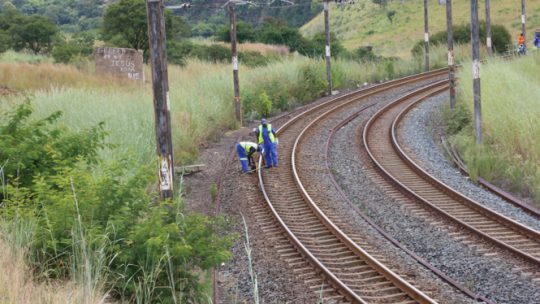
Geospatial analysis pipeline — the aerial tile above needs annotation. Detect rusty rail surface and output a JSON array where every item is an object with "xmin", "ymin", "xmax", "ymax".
[
  {"xmin": 323, "ymin": 109, "xmax": 495, "ymax": 304},
  {"xmin": 257, "ymin": 70, "xmax": 447, "ymax": 303},
  {"xmin": 363, "ymin": 81, "xmax": 540, "ymax": 267}
]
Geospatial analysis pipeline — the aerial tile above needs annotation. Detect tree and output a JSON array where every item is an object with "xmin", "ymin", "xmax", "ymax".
[
  {"xmin": 10, "ymin": 14, "xmax": 58, "ymax": 54},
  {"xmin": 101, "ymin": 0, "xmax": 148, "ymax": 51},
  {"xmin": 216, "ymin": 20, "xmax": 255, "ymax": 43},
  {"xmin": 101, "ymin": 0, "xmax": 177, "ymax": 56}
]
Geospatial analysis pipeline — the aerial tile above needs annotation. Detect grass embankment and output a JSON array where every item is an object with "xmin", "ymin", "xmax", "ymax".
[
  {"xmin": 1, "ymin": 43, "xmax": 475, "ymax": 166},
  {"xmin": 302, "ymin": 0, "xmax": 540, "ymax": 58},
  {"xmin": 451, "ymin": 53, "xmax": 540, "ymax": 203}
]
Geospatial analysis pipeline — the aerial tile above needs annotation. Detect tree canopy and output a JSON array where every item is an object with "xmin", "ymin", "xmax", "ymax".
[{"xmin": 101, "ymin": 0, "xmax": 189, "ymax": 56}]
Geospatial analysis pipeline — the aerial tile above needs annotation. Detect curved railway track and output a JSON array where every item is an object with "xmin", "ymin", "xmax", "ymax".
[
  {"xmin": 362, "ymin": 80, "xmax": 540, "ymax": 267},
  {"xmin": 257, "ymin": 70, "xmax": 447, "ymax": 303}
]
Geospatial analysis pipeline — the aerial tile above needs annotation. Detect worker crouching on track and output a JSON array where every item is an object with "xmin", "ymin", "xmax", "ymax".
[
  {"xmin": 236, "ymin": 141, "xmax": 263, "ymax": 173},
  {"xmin": 255, "ymin": 118, "xmax": 278, "ymax": 168}
]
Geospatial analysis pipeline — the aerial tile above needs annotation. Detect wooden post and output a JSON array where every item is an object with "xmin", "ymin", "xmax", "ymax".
[
  {"xmin": 423, "ymin": 0, "xmax": 429, "ymax": 71},
  {"xmin": 146, "ymin": 0, "xmax": 175, "ymax": 200},
  {"xmin": 324, "ymin": 0, "xmax": 333, "ymax": 96},
  {"xmin": 485, "ymin": 0, "xmax": 492, "ymax": 55},
  {"xmin": 228, "ymin": 2, "xmax": 242, "ymax": 125},
  {"xmin": 521, "ymin": 0, "xmax": 526, "ymax": 47},
  {"xmin": 471, "ymin": 0, "xmax": 482, "ymax": 144},
  {"xmin": 446, "ymin": 0, "xmax": 456, "ymax": 109}
]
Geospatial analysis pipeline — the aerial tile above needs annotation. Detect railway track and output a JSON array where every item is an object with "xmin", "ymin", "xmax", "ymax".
[
  {"xmin": 257, "ymin": 70, "xmax": 447, "ymax": 303},
  {"xmin": 362, "ymin": 80, "xmax": 540, "ymax": 268}
]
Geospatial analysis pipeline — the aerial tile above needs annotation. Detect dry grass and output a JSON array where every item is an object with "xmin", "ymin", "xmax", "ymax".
[
  {"xmin": 0, "ymin": 62, "xmax": 139, "ymax": 92},
  {"xmin": 210, "ymin": 41, "xmax": 290, "ymax": 57},
  {"xmin": 0, "ymin": 237, "xmax": 110, "ymax": 304}
]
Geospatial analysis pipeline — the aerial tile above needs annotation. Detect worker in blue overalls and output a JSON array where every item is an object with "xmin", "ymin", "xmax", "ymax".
[
  {"xmin": 255, "ymin": 118, "xmax": 278, "ymax": 168},
  {"xmin": 236, "ymin": 141, "xmax": 262, "ymax": 173}
]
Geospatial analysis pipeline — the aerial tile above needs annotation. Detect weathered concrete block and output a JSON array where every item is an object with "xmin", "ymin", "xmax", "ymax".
[{"xmin": 95, "ymin": 47, "xmax": 144, "ymax": 82}]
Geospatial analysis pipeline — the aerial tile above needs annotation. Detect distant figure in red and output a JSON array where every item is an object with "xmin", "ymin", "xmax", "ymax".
[
  {"xmin": 517, "ymin": 33, "xmax": 526, "ymax": 55},
  {"xmin": 517, "ymin": 32, "xmax": 525, "ymax": 45}
]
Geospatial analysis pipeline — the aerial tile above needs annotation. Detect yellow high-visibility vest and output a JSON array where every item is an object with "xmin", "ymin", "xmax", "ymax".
[{"xmin": 258, "ymin": 124, "xmax": 275, "ymax": 144}]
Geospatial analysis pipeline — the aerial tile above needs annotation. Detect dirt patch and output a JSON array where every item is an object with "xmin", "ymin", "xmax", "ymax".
[{"xmin": 0, "ymin": 86, "xmax": 18, "ymax": 96}]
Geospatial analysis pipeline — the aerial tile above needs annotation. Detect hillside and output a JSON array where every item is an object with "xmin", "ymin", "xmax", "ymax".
[{"xmin": 301, "ymin": 0, "xmax": 540, "ymax": 58}]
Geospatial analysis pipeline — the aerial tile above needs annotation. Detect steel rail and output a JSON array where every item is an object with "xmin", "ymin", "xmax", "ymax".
[
  {"xmin": 391, "ymin": 86, "xmax": 540, "ymax": 265},
  {"xmin": 292, "ymin": 103, "xmax": 437, "ymax": 303},
  {"xmin": 257, "ymin": 70, "xmax": 447, "ymax": 303},
  {"xmin": 324, "ymin": 109, "xmax": 495, "ymax": 304},
  {"xmin": 362, "ymin": 81, "xmax": 540, "ymax": 266},
  {"xmin": 441, "ymin": 138, "xmax": 540, "ymax": 219}
]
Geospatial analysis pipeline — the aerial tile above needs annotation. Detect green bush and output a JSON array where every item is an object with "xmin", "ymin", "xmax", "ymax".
[
  {"xmin": 0, "ymin": 29, "xmax": 10, "ymax": 53},
  {"xmin": 216, "ymin": 21, "xmax": 256, "ymax": 43},
  {"xmin": 352, "ymin": 46, "xmax": 380, "ymax": 62},
  {"xmin": 294, "ymin": 63, "xmax": 326, "ymax": 102},
  {"xmin": 258, "ymin": 91, "xmax": 272, "ymax": 117},
  {"xmin": 167, "ymin": 39, "xmax": 193, "ymax": 66},
  {"xmin": 52, "ymin": 32, "xmax": 95, "ymax": 63},
  {"xmin": 411, "ymin": 22, "xmax": 512, "ymax": 56},
  {"xmin": 0, "ymin": 101, "xmax": 234, "ymax": 302},
  {"xmin": 191, "ymin": 44, "xmax": 230, "ymax": 63},
  {"xmin": 238, "ymin": 50, "xmax": 270, "ymax": 67}
]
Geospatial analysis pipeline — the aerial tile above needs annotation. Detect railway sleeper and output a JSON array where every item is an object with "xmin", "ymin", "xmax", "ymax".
[
  {"xmin": 327, "ymin": 267, "xmax": 379, "ymax": 277},
  {"xmin": 354, "ymin": 286, "xmax": 404, "ymax": 296},
  {"xmin": 293, "ymin": 229, "xmax": 332, "ymax": 238},
  {"xmin": 358, "ymin": 292, "xmax": 412, "ymax": 302},
  {"xmin": 309, "ymin": 247, "xmax": 357, "ymax": 256}
]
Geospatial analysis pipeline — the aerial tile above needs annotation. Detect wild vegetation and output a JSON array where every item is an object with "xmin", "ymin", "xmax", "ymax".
[
  {"xmin": 1, "ymin": 0, "xmax": 538, "ymax": 302},
  {"xmin": 302, "ymin": 0, "xmax": 540, "ymax": 58},
  {"xmin": 447, "ymin": 53, "xmax": 540, "ymax": 204}
]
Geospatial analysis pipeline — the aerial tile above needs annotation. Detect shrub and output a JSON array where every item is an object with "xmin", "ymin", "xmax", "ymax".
[
  {"xmin": 167, "ymin": 40, "xmax": 193, "ymax": 66},
  {"xmin": 294, "ymin": 63, "xmax": 326, "ymax": 101},
  {"xmin": 239, "ymin": 50, "xmax": 270, "ymax": 67},
  {"xmin": 257, "ymin": 91, "xmax": 272, "ymax": 117},
  {"xmin": 0, "ymin": 100, "xmax": 235, "ymax": 302},
  {"xmin": 352, "ymin": 46, "xmax": 380, "ymax": 62},
  {"xmin": 411, "ymin": 22, "xmax": 512, "ymax": 56},
  {"xmin": 191, "ymin": 44, "xmax": 231, "ymax": 63},
  {"xmin": 52, "ymin": 32, "xmax": 95, "ymax": 64},
  {"xmin": 216, "ymin": 21, "xmax": 256, "ymax": 43}
]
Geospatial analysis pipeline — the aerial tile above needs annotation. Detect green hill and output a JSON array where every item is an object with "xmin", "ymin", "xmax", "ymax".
[{"xmin": 301, "ymin": 0, "xmax": 540, "ymax": 58}]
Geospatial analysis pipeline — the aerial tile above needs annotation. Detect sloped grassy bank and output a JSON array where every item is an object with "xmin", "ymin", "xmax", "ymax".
[{"xmin": 448, "ymin": 53, "xmax": 540, "ymax": 204}]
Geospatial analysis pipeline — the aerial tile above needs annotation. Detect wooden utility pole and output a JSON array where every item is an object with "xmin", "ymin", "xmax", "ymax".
[
  {"xmin": 228, "ymin": 2, "xmax": 242, "ymax": 125},
  {"xmin": 446, "ymin": 0, "xmax": 456, "ymax": 109},
  {"xmin": 521, "ymin": 0, "xmax": 526, "ymax": 47},
  {"xmin": 423, "ymin": 0, "xmax": 429, "ymax": 71},
  {"xmin": 470, "ymin": 0, "xmax": 482, "ymax": 144},
  {"xmin": 485, "ymin": 0, "xmax": 492, "ymax": 55},
  {"xmin": 146, "ymin": 0, "xmax": 175, "ymax": 200},
  {"xmin": 323, "ymin": 0, "xmax": 333, "ymax": 96}
]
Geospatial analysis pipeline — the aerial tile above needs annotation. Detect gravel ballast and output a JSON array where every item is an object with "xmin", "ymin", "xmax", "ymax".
[
  {"xmin": 399, "ymin": 93, "xmax": 540, "ymax": 231},
  {"xmin": 328, "ymin": 92, "xmax": 539, "ymax": 303}
]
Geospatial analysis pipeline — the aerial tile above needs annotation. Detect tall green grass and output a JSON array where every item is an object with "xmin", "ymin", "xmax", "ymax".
[
  {"xmin": 1, "ymin": 44, "xmax": 470, "ymax": 167},
  {"xmin": 453, "ymin": 53, "xmax": 540, "ymax": 202}
]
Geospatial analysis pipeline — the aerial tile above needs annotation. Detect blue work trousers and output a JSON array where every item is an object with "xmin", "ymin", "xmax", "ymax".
[
  {"xmin": 236, "ymin": 144, "xmax": 249, "ymax": 172},
  {"xmin": 264, "ymin": 143, "xmax": 278, "ymax": 167}
]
